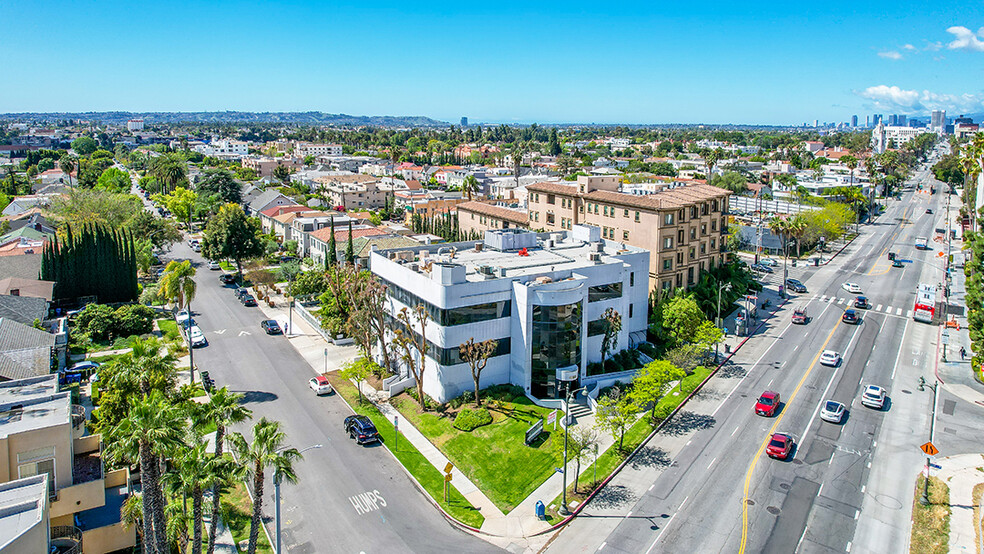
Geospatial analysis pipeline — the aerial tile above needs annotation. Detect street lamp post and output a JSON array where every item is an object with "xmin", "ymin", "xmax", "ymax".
[
  {"xmin": 917, "ymin": 377, "xmax": 938, "ymax": 506},
  {"xmin": 716, "ymin": 282, "xmax": 732, "ymax": 359},
  {"xmin": 559, "ymin": 382, "xmax": 587, "ymax": 516},
  {"xmin": 275, "ymin": 444, "xmax": 322, "ymax": 554}
]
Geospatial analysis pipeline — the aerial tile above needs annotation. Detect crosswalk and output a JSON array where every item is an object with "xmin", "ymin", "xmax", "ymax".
[{"xmin": 812, "ymin": 295, "xmax": 913, "ymax": 318}]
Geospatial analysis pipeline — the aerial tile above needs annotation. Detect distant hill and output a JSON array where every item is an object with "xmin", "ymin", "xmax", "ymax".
[{"xmin": 0, "ymin": 111, "xmax": 449, "ymax": 127}]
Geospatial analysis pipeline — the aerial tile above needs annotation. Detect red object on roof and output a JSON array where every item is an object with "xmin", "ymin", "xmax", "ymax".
[{"xmin": 518, "ymin": 248, "xmax": 529, "ymax": 257}]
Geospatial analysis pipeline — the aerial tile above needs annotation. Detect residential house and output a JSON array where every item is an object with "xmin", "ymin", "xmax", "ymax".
[
  {"xmin": 307, "ymin": 224, "xmax": 389, "ymax": 266},
  {"xmin": 246, "ymin": 190, "xmax": 295, "ymax": 215},
  {"xmin": 257, "ymin": 204, "xmax": 307, "ymax": 234}
]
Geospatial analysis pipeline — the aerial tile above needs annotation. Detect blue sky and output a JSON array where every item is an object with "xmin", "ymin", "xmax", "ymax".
[{"xmin": 1, "ymin": 1, "xmax": 983, "ymax": 125}]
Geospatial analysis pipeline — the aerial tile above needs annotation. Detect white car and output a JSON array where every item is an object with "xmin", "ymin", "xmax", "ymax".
[
  {"xmin": 842, "ymin": 282, "xmax": 862, "ymax": 294},
  {"xmin": 819, "ymin": 400, "xmax": 846, "ymax": 423},
  {"xmin": 309, "ymin": 376, "xmax": 333, "ymax": 395},
  {"xmin": 760, "ymin": 258, "xmax": 778, "ymax": 267},
  {"xmin": 188, "ymin": 325, "xmax": 207, "ymax": 348},
  {"xmin": 175, "ymin": 310, "xmax": 193, "ymax": 326},
  {"xmin": 861, "ymin": 385, "xmax": 887, "ymax": 409},
  {"xmin": 207, "ymin": 261, "xmax": 221, "ymax": 270},
  {"xmin": 819, "ymin": 350, "xmax": 841, "ymax": 367}
]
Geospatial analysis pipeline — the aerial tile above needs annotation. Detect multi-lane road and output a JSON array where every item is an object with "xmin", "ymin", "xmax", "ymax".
[{"xmin": 548, "ymin": 154, "xmax": 959, "ymax": 553}]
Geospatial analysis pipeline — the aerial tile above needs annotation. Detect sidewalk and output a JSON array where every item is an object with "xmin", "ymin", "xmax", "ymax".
[{"xmin": 931, "ymin": 453, "xmax": 984, "ymax": 552}]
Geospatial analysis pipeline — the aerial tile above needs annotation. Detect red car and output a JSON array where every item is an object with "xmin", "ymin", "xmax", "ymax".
[
  {"xmin": 755, "ymin": 391, "xmax": 780, "ymax": 416},
  {"xmin": 767, "ymin": 433, "xmax": 793, "ymax": 459},
  {"xmin": 792, "ymin": 309, "xmax": 807, "ymax": 324}
]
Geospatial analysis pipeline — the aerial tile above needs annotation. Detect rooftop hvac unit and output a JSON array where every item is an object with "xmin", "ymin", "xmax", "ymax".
[
  {"xmin": 589, "ymin": 253, "xmax": 602, "ymax": 264},
  {"xmin": 474, "ymin": 242, "xmax": 484, "ymax": 252},
  {"xmin": 594, "ymin": 242, "xmax": 604, "ymax": 252}
]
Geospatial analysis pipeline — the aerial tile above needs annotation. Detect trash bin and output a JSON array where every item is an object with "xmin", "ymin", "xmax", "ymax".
[
  {"xmin": 814, "ymin": 257, "xmax": 820, "ymax": 267},
  {"xmin": 535, "ymin": 500, "xmax": 545, "ymax": 520}
]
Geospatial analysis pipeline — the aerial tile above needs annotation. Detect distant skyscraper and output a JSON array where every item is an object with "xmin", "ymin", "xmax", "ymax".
[
  {"xmin": 897, "ymin": 115, "xmax": 906, "ymax": 126},
  {"xmin": 866, "ymin": 115, "xmax": 871, "ymax": 127},
  {"xmin": 460, "ymin": 117, "xmax": 468, "ymax": 127},
  {"xmin": 851, "ymin": 115, "xmax": 858, "ymax": 127},
  {"xmin": 931, "ymin": 110, "xmax": 946, "ymax": 131},
  {"xmin": 814, "ymin": 119, "xmax": 819, "ymax": 128},
  {"xmin": 888, "ymin": 114, "xmax": 897, "ymax": 126}
]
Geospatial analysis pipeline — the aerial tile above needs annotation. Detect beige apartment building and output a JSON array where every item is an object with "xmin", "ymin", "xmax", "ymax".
[
  {"xmin": 528, "ymin": 175, "xmax": 731, "ymax": 291},
  {"xmin": 0, "ymin": 375, "xmax": 135, "ymax": 554},
  {"xmin": 241, "ymin": 156, "xmax": 302, "ymax": 179},
  {"xmin": 456, "ymin": 201, "xmax": 530, "ymax": 236},
  {"xmin": 318, "ymin": 175, "xmax": 405, "ymax": 211}
]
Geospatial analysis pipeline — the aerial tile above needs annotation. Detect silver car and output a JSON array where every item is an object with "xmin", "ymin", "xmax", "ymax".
[{"xmin": 819, "ymin": 400, "xmax": 846, "ymax": 423}]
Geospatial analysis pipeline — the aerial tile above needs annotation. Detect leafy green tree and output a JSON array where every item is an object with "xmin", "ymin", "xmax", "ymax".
[
  {"xmin": 272, "ymin": 164, "xmax": 293, "ymax": 186},
  {"xmin": 154, "ymin": 187, "xmax": 197, "ymax": 229},
  {"xmin": 340, "ymin": 358, "xmax": 373, "ymax": 403},
  {"xmin": 662, "ymin": 294, "xmax": 706, "ymax": 346},
  {"xmin": 600, "ymin": 307, "xmax": 623, "ymax": 364},
  {"xmin": 709, "ymin": 171, "xmax": 748, "ymax": 193},
  {"xmin": 96, "ymin": 166, "xmax": 132, "ymax": 193},
  {"xmin": 228, "ymin": 419, "xmax": 302, "ymax": 554},
  {"xmin": 288, "ymin": 270, "xmax": 329, "ymax": 297},
  {"xmin": 630, "ymin": 360, "xmax": 685, "ymax": 423},
  {"xmin": 37, "ymin": 158, "xmax": 55, "ymax": 172},
  {"xmin": 195, "ymin": 168, "xmax": 242, "ymax": 204},
  {"xmin": 126, "ymin": 211, "xmax": 182, "ymax": 248},
  {"xmin": 345, "ymin": 221, "xmax": 355, "ymax": 264},
  {"xmin": 201, "ymin": 203, "xmax": 265, "ymax": 278},
  {"xmin": 594, "ymin": 386, "xmax": 639, "ymax": 451},
  {"xmin": 71, "ymin": 136, "xmax": 98, "ymax": 156}
]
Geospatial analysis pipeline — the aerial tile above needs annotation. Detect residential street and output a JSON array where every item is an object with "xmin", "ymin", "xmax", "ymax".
[
  {"xmin": 546, "ymin": 157, "xmax": 967, "ymax": 553},
  {"xmin": 165, "ymin": 240, "xmax": 499, "ymax": 553}
]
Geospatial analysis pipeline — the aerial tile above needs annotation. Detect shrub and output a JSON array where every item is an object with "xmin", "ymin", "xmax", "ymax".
[
  {"xmin": 113, "ymin": 304, "xmax": 156, "ymax": 337},
  {"xmin": 453, "ymin": 408, "xmax": 493, "ymax": 431},
  {"xmin": 637, "ymin": 342, "xmax": 658, "ymax": 359},
  {"xmin": 76, "ymin": 304, "xmax": 116, "ymax": 341}
]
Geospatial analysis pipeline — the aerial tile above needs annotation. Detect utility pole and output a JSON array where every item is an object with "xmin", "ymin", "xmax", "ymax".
[
  {"xmin": 276, "ymin": 444, "xmax": 322, "ymax": 554},
  {"xmin": 918, "ymin": 377, "xmax": 939, "ymax": 505}
]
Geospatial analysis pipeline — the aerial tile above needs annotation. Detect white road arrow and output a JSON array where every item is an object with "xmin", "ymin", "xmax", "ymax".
[
  {"xmin": 239, "ymin": 331, "xmax": 251, "ymax": 336},
  {"xmin": 214, "ymin": 329, "xmax": 226, "ymax": 335}
]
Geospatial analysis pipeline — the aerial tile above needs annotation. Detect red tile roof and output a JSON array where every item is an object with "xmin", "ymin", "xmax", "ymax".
[
  {"xmin": 260, "ymin": 204, "xmax": 306, "ymax": 218},
  {"xmin": 309, "ymin": 226, "xmax": 388, "ymax": 243},
  {"xmin": 456, "ymin": 201, "xmax": 529, "ymax": 225}
]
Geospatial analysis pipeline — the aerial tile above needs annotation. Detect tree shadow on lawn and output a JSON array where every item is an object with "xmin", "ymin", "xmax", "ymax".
[{"xmin": 660, "ymin": 411, "xmax": 716, "ymax": 437}]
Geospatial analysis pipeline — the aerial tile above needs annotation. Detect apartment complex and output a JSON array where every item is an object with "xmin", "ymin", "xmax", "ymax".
[
  {"xmin": 370, "ymin": 227, "xmax": 649, "ymax": 404},
  {"xmin": 319, "ymin": 176, "xmax": 405, "ymax": 211},
  {"xmin": 456, "ymin": 201, "xmax": 530, "ymax": 236},
  {"xmin": 241, "ymin": 156, "xmax": 301, "ymax": 179},
  {"xmin": 0, "ymin": 375, "xmax": 135, "ymax": 553},
  {"xmin": 527, "ymin": 175, "xmax": 731, "ymax": 291}
]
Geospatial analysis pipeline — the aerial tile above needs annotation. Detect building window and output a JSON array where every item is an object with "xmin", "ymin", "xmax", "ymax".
[
  {"xmin": 588, "ymin": 282, "xmax": 622, "ymax": 302},
  {"xmin": 630, "ymin": 272, "xmax": 635, "ymax": 286},
  {"xmin": 690, "ymin": 206, "xmax": 698, "ymax": 218},
  {"xmin": 690, "ymin": 247, "xmax": 696, "ymax": 260},
  {"xmin": 700, "ymin": 242, "xmax": 706, "ymax": 254},
  {"xmin": 702, "ymin": 203, "xmax": 709, "ymax": 215},
  {"xmin": 587, "ymin": 318, "xmax": 609, "ymax": 337},
  {"xmin": 624, "ymin": 209, "xmax": 629, "ymax": 218},
  {"xmin": 678, "ymin": 229, "xmax": 684, "ymax": 243},
  {"xmin": 629, "ymin": 304, "xmax": 634, "ymax": 318},
  {"xmin": 713, "ymin": 200, "xmax": 719, "ymax": 212},
  {"xmin": 579, "ymin": 205, "xmax": 584, "ymax": 214},
  {"xmin": 662, "ymin": 280, "xmax": 673, "ymax": 291},
  {"xmin": 663, "ymin": 258, "xmax": 672, "ymax": 270},
  {"xmin": 677, "ymin": 252, "xmax": 683, "ymax": 264},
  {"xmin": 547, "ymin": 194, "xmax": 555, "ymax": 204},
  {"xmin": 701, "ymin": 224, "xmax": 707, "ymax": 235},
  {"xmin": 623, "ymin": 230, "xmax": 629, "ymax": 241},
  {"xmin": 546, "ymin": 212, "xmax": 555, "ymax": 224},
  {"xmin": 530, "ymin": 302, "xmax": 582, "ymax": 399},
  {"xmin": 690, "ymin": 228, "xmax": 696, "ymax": 240},
  {"xmin": 603, "ymin": 206, "xmax": 609, "ymax": 217},
  {"xmin": 664, "ymin": 213, "xmax": 674, "ymax": 226},
  {"xmin": 635, "ymin": 211, "xmax": 640, "ymax": 222},
  {"xmin": 688, "ymin": 266, "xmax": 695, "ymax": 285},
  {"xmin": 663, "ymin": 237, "xmax": 673, "ymax": 250},
  {"xmin": 470, "ymin": 213, "xmax": 475, "ymax": 220},
  {"xmin": 711, "ymin": 238, "xmax": 716, "ymax": 249},
  {"xmin": 594, "ymin": 204, "xmax": 599, "ymax": 214},
  {"xmin": 711, "ymin": 219, "xmax": 717, "ymax": 231}
]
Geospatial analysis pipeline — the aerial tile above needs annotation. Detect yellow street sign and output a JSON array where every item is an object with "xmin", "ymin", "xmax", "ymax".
[
  {"xmin": 444, "ymin": 473, "xmax": 452, "ymax": 482},
  {"xmin": 921, "ymin": 442, "xmax": 939, "ymax": 456},
  {"xmin": 444, "ymin": 462, "xmax": 454, "ymax": 474}
]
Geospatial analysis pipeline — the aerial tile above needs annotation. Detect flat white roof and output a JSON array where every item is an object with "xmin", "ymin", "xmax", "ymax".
[{"xmin": 0, "ymin": 475, "xmax": 47, "ymax": 550}]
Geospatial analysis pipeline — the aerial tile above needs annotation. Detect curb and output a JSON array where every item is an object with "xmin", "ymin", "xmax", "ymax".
[
  {"xmin": 818, "ymin": 232, "xmax": 859, "ymax": 267},
  {"xmin": 534, "ymin": 296, "xmax": 791, "ymax": 535}
]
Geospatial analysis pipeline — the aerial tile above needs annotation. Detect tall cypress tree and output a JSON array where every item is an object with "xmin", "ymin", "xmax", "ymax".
[
  {"xmin": 345, "ymin": 222, "xmax": 355, "ymax": 265},
  {"xmin": 327, "ymin": 218, "xmax": 337, "ymax": 267}
]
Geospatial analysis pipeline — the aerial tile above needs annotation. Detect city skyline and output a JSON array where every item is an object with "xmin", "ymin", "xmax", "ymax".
[{"xmin": 1, "ymin": 1, "xmax": 982, "ymax": 125}]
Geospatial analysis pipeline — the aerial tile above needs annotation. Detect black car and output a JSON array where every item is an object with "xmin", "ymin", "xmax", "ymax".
[
  {"xmin": 241, "ymin": 294, "xmax": 257, "ymax": 307},
  {"xmin": 926, "ymin": 208, "xmax": 933, "ymax": 214},
  {"xmin": 235, "ymin": 287, "xmax": 251, "ymax": 299},
  {"xmin": 260, "ymin": 320, "xmax": 282, "ymax": 334},
  {"xmin": 344, "ymin": 415, "xmax": 380, "ymax": 445},
  {"xmin": 842, "ymin": 309, "xmax": 861, "ymax": 324},
  {"xmin": 785, "ymin": 279, "xmax": 807, "ymax": 293},
  {"xmin": 219, "ymin": 274, "xmax": 236, "ymax": 284},
  {"xmin": 854, "ymin": 296, "xmax": 870, "ymax": 309}
]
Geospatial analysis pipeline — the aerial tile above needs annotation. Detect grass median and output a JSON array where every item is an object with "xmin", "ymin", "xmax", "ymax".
[
  {"xmin": 910, "ymin": 475, "xmax": 950, "ymax": 554},
  {"xmin": 326, "ymin": 374, "xmax": 485, "ymax": 528}
]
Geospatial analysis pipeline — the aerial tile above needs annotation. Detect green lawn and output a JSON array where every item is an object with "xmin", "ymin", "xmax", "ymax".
[
  {"xmin": 219, "ymin": 261, "xmax": 236, "ymax": 272},
  {"xmin": 390, "ymin": 391, "xmax": 561, "ymax": 513},
  {"xmin": 327, "ymin": 375, "xmax": 485, "ymax": 528},
  {"xmin": 156, "ymin": 318, "xmax": 181, "ymax": 341},
  {"xmin": 221, "ymin": 481, "xmax": 272, "ymax": 553},
  {"xmin": 910, "ymin": 475, "xmax": 950, "ymax": 554}
]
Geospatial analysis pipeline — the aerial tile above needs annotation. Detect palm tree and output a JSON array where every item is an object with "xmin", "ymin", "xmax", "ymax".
[
  {"xmin": 768, "ymin": 217, "xmax": 791, "ymax": 285},
  {"xmin": 170, "ymin": 440, "xmax": 228, "ymax": 554},
  {"xmin": 196, "ymin": 387, "xmax": 252, "ymax": 554},
  {"xmin": 461, "ymin": 174, "xmax": 479, "ymax": 201},
  {"xmin": 787, "ymin": 215, "xmax": 807, "ymax": 259},
  {"xmin": 109, "ymin": 391, "xmax": 186, "ymax": 554},
  {"xmin": 160, "ymin": 259, "xmax": 198, "ymax": 384},
  {"xmin": 59, "ymin": 156, "xmax": 76, "ymax": 187},
  {"xmin": 108, "ymin": 336, "xmax": 177, "ymax": 397},
  {"xmin": 864, "ymin": 157, "xmax": 878, "ymax": 217},
  {"xmin": 228, "ymin": 419, "xmax": 302, "ymax": 554},
  {"xmin": 152, "ymin": 154, "xmax": 187, "ymax": 195}
]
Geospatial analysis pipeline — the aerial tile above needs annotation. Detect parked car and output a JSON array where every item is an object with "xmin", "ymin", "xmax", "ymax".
[
  {"xmin": 820, "ymin": 350, "xmax": 841, "ymax": 367},
  {"xmin": 819, "ymin": 400, "xmax": 846, "ymax": 423},
  {"xmin": 261, "ymin": 320, "xmax": 282, "ymax": 335},
  {"xmin": 175, "ymin": 310, "xmax": 193, "ymax": 326},
  {"xmin": 785, "ymin": 279, "xmax": 807, "ymax": 293},
  {"xmin": 760, "ymin": 258, "xmax": 778, "ymax": 267},
  {"xmin": 755, "ymin": 391, "xmax": 780, "ymax": 417},
  {"xmin": 309, "ymin": 375, "xmax": 333, "ymax": 395},
  {"xmin": 842, "ymin": 282, "xmax": 862, "ymax": 294},
  {"xmin": 842, "ymin": 309, "xmax": 861, "ymax": 324},
  {"xmin": 220, "ymin": 273, "xmax": 236, "ymax": 284},
  {"xmin": 751, "ymin": 263, "xmax": 773, "ymax": 274},
  {"xmin": 207, "ymin": 261, "xmax": 221, "ymax": 270},
  {"xmin": 792, "ymin": 308, "xmax": 808, "ymax": 324},
  {"xmin": 766, "ymin": 433, "xmax": 794, "ymax": 460},
  {"xmin": 235, "ymin": 288, "xmax": 251, "ymax": 299},
  {"xmin": 854, "ymin": 296, "xmax": 870, "ymax": 309},
  {"xmin": 241, "ymin": 294, "xmax": 257, "ymax": 307},
  {"xmin": 861, "ymin": 385, "xmax": 887, "ymax": 409},
  {"xmin": 926, "ymin": 208, "xmax": 933, "ymax": 214},
  {"xmin": 344, "ymin": 415, "xmax": 380, "ymax": 444},
  {"xmin": 188, "ymin": 325, "xmax": 207, "ymax": 348}
]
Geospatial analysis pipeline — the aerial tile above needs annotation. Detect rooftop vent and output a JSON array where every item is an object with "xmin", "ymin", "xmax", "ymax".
[{"xmin": 589, "ymin": 252, "xmax": 602, "ymax": 264}]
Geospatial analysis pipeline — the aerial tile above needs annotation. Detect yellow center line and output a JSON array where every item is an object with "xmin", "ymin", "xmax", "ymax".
[{"xmin": 738, "ymin": 318, "xmax": 844, "ymax": 554}]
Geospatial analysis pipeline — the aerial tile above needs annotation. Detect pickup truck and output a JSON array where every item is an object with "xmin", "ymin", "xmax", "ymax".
[
  {"xmin": 915, "ymin": 237, "xmax": 928, "ymax": 250},
  {"xmin": 792, "ymin": 308, "xmax": 808, "ymax": 324}
]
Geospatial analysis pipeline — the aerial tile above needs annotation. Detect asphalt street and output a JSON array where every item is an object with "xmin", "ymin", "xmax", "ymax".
[
  {"xmin": 549, "ymin": 153, "xmax": 957, "ymax": 554},
  {"xmin": 164, "ymin": 241, "xmax": 499, "ymax": 553}
]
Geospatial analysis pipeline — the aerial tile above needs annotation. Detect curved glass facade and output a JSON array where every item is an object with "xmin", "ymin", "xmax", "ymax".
[{"xmin": 530, "ymin": 302, "xmax": 582, "ymax": 399}]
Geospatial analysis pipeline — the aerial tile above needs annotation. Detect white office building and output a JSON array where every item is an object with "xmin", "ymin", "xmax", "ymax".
[{"xmin": 370, "ymin": 226, "xmax": 650, "ymax": 404}]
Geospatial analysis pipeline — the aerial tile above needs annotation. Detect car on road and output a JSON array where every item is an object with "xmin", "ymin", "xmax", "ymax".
[
  {"xmin": 820, "ymin": 350, "xmax": 841, "ymax": 367},
  {"xmin": 854, "ymin": 296, "xmax": 870, "ymax": 309},
  {"xmin": 842, "ymin": 282, "xmax": 862, "ymax": 294},
  {"xmin": 175, "ymin": 309, "xmax": 193, "ymax": 326},
  {"xmin": 235, "ymin": 287, "xmax": 250, "ymax": 299},
  {"xmin": 760, "ymin": 258, "xmax": 778, "ymax": 267},
  {"xmin": 926, "ymin": 208, "xmax": 933, "ymax": 214},
  {"xmin": 188, "ymin": 325, "xmax": 207, "ymax": 348},
  {"xmin": 792, "ymin": 308, "xmax": 808, "ymax": 324},
  {"xmin": 344, "ymin": 415, "xmax": 380, "ymax": 444},
  {"xmin": 207, "ymin": 261, "xmax": 221, "ymax": 270},
  {"xmin": 219, "ymin": 273, "xmax": 236, "ymax": 284},
  {"xmin": 841, "ymin": 309, "xmax": 861, "ymax": 324},
  {"xmin": 260, "ymin": 320, "xmax": 282, "ymax": 335},
  {"xmin": 766, "ymin": 433, "xmax": 793, "ymax": 460},
  {"xmin": 785, "ymin": 279, "xmax": 807, "ymax": 293},
  {"xmin": 755, "ymin": 391, "xmax": 780, "ymax": 416},
  {"xmin": 861, "ymin": 385, "xmax": 887, "ymax": 409},
  {"xmin": 240, "ymin": 294, "xmax": 257, "ymax": 307},
  {"xmin": 892, "ymin": 258, "xmax": 905, "ymax": 268},
  {"xmin": 309, "ymin": 375, "xmax": 333, "ymax": 395},
  {"xmin": 819, "ymin": 400, "xmax": 846, "ymax": 423},
  {"xmin": 751, "ymin": 263, "xmax": 773, "ymax": 274}
]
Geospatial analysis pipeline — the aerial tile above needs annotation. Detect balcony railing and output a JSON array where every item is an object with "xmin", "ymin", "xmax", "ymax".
[
  {"xmin": 50, "ymin": 525, "xmax": 82, "ymax": 554},
  {"xmin": 71, "ymin": 404, "xmax": 86, "ymax": 429}
]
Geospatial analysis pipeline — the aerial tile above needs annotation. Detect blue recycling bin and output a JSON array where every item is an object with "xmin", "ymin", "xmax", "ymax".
[{"xmin": 535, "ymin": 500, "xmax": 545, "ymax": 520}]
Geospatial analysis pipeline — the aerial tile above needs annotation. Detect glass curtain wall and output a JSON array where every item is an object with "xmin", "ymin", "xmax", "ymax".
[{"xmin": 530, "ymin": 302, "xmax": 582, "ymax": 399}]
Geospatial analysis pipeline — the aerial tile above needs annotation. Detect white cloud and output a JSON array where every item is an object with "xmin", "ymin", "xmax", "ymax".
[
  {"xmin": 903, "ymin": 44, "xmax": 916, "ymax": 51},
  {"xmin": 946, "ymin": 26, "xmax": 984, "ymax": 51},
  {"xmin": 857, "ymin": 85, "xmax": 984, "ymax": 114},
  {"xmin": 878, "ymin": 51, "xmax": 903, "ymax": 60},
  {"xmin": 925, "ymin": 41, "xmax": 943, "ymax": 51}
]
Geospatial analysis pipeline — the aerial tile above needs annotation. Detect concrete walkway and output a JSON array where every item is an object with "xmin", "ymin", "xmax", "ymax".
[{"xmin": 932, "ymin": 453, "xmax": 984, "ymax": 553}]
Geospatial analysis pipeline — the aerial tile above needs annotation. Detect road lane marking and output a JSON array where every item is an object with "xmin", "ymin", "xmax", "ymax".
[
  {"xmin": 598, "ymin": 542, "xmax": 606, "ymax": 551},
  {"xmin": 739, "ymin": 318, "xmax": 844, "ymax": 554},
  {"xmin": 644, "ymin": 512, "xmax": 677, "ymax": 553},
  {"xmin": 239, "ymin": 331, "xmax": 251, "ymax": 336},
  {"xmin": 799, "ymin": 323, "xmax": 861, "ymax": 445},
  {"xmin": 648, "ymin": 484, "xmax": 654, "ymax": 492},
  {"xmin": 679, "ymin": 495, "xmax": 689, "ymax": 509},
  {"xmin": 707, "ymin": 457, "xmax": 717, "ymax": 469},
  {"xmin": 348, "ymin": 490, "xmax": 387, "ymax": 515},
  {"xmin": 817, "ymin": 483, "xmax": 824, "ymax": 497},
  {"xmin": 732, "ymin": 426, "xmax": 740, "ymax": 436},
  {"xmin": 896, "ymin": 308, "xmax": 903, "ymax": 315},
  {"xmin": 876, "ymin": 304, "xmax": 882, "ymax": 311}
]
